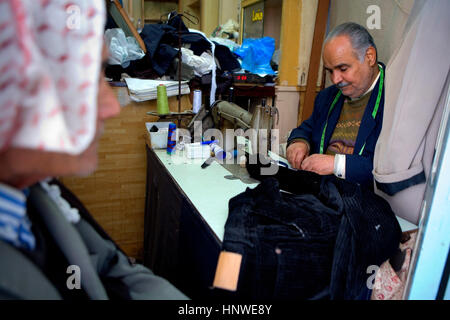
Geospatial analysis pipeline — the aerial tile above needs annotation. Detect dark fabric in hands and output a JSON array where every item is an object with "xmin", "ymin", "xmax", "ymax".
[{"xmin": 245, "ymin": 153, "xmax": 323, "ymax": 196}]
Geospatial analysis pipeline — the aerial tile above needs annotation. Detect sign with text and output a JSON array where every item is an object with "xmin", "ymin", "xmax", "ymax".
[{"xmin": 243, "ymin": 0, "xmax": 264, "ymax": 40}]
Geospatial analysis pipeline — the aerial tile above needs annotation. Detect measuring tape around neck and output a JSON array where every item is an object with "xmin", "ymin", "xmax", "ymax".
[{"xmin": 319, "ymin": 65, "xmax": 384, "ymax": 156}]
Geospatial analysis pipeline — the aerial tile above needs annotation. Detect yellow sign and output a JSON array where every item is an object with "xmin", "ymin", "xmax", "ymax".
[{"xmin": 252, "ymin": 9, "xmax": 263, "ymax": 22}]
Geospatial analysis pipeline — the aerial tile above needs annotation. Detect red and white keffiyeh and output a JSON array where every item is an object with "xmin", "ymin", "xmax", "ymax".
[{"xmin": 0, "ymin": 0, "xmax": 105, "ymax": 155}]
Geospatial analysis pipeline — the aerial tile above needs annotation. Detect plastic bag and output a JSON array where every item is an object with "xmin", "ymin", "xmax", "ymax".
[
  {"xmin": 104, "ymin": 28, "xmax": 145, "ymax": 68},
  {"xmin": 211, "ymin": 19, "xmax": 239, "ymax": 40},
  {"xmin": 234, "ymin": 37, "xmax": 276, "ymax": 75},
  {"xmin": 209, "ymin": 37, "xmax": 239, "ymax": 52}
]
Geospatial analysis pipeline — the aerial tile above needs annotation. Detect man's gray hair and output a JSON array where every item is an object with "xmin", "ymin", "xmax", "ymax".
[{"xmin": 324, "ymin": 22, "xmax": 377, "ymax": 62}]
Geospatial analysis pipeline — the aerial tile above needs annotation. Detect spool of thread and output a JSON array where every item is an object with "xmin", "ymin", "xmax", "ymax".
[
  {"xmin": 167, "ymin": 123, "xmax": 177, "ymax": 154},
  {"xmin": 157, "ymin": 84, "xmax": 170, "ymax": 115},
  {"xmin": 210, "ymin": 143, "xmax": 226, "ymax": 160},
  {"xmin": 193, "ymin": 89, "xmax": 202, "ymax": 114}
]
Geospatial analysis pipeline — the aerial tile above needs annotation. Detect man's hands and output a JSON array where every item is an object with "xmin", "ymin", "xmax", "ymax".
[
  {"xmin": 286, "ymin": 140, "xmax": 310, "ymax": 169},
  {"xmin": 286, "ymin": 141, "xmax": 335, "ymax": 175},
  {"xmin": 301, "ymin": 154, "xmax": 335, "ymax": 175}
]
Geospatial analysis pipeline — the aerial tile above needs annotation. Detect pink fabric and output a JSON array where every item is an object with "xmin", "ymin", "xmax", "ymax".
[
  {"xmin": 371, "ymin": 231, "xmax": 417, "ymax": 300},
  {"xmin": 0, "ymin": 0, "xmax": 105, "ymax": 154}
]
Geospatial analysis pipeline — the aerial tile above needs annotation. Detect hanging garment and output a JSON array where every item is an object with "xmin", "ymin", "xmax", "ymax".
[
  {"xmin": 212, "ymin": 42, "xmax": 241, "ymax": 73},
  {"xmin": 373, "ymin": 0, "xmax": 450, "ymax": 224},
  {"xmin": 139, "ymin": 24, "xmax": 179, "ymax": 76}
]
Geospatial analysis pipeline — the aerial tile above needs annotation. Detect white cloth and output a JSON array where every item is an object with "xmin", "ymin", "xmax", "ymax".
[
  {"xmin": 349, "ymin": 65, "xmax": 381, "ymax": 101},
  {"xmin": 124, "ymin": 78, "xmax": 190, "ymax": 102},
  {"xmin": 0, "ymin": 0, "xmax": 105, "ymax": 155},
  {"xmin": 181, "ymin": 47, "xmax": 215, "ymax": 77},
  {"xmin": 40, "ymin": 180, "xmax": 80, "ymax": 223},
  {"xmin": 104, "ymin": 28, "xmax": 145, "ymax": 68},
  {"xmin": 333, "ymin": 153, "xmax": 346, "ymax": 179},
  {"xmin": 188, "ymin": 28, "xmax": 217, "ymax": 106}
]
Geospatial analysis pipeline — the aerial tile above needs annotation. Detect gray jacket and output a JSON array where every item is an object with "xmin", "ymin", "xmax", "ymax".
[{"xmin": 0, "ymin": 183, "xmax": 188, "ymax": 300}]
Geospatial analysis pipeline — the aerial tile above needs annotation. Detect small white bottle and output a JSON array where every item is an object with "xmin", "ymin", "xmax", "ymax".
[{"xmin": 210, "ymin": 143, "xmax": 226, "ymax": 160}]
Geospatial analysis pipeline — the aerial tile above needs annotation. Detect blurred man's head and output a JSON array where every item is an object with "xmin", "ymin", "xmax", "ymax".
[
  {"xmin": 323, "ymin": 22, "xmax": 379, "ymax": 99},
  {"xmin": 0, "ymin": 1, "xmax": 120, "ymax": 189}
]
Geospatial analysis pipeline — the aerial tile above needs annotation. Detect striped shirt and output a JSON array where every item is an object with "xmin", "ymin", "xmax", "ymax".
[{"xmin": 0, "ymin": 183, "xmax": 35, "ymax": 250}]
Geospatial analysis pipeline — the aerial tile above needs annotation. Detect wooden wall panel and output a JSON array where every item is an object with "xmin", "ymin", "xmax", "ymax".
[
  {"xmin": 61, "ymin": 87, "xmax": 192, "ymax": 260},
  {"xmin": 301, "ymin": 0, "xmax": 330, "ymax": 124},
  {"xmin": 200, "ymin": 0, "xmax": 219, "ymax": 36},
  {"xmin": 278, "ymin": 0, "xmax": 301, "ymax": 87}
]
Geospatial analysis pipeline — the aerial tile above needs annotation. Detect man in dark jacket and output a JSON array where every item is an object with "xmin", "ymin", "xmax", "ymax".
[{"xmin": 287, "ymin": 22, "xmax": 384, "ymax": 187}]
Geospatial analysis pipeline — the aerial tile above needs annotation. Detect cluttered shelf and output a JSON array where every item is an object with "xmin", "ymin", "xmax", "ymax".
[
  {"xmin": 104, "ymin": 6, "xmax": 281, "ymax": 152},
  {"xmin": 105, "ymin": 6, "xmax": 278, "ymax": 108}
]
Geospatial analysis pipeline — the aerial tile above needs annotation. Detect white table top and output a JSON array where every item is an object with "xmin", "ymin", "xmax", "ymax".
[
  {"xmin": 153, "ymin": 149, "xmax": 417, "ymax": 242},
  {"xmin": 154, "ymin": 149, "xmax": 257, "ymax": 241}
]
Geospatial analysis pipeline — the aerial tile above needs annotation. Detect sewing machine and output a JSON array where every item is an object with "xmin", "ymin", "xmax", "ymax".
[{"xmin": 187, "ymin": 99, "xmax": 279, "ymax": 155}]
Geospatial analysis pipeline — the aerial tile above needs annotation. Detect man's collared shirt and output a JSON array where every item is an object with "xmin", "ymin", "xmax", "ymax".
[{"xmin": 333, "ymin": 64, "xmax": 382, "ymax": 179}]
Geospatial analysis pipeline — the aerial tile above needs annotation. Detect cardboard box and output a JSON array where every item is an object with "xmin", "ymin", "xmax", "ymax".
[{"xmin": 145, "ymin": 122, "xmax": 176, "ymax": 149}]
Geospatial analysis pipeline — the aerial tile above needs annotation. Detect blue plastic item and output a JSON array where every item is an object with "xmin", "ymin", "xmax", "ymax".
[{"xmin": 234, "ymin": 37, "xmax": 276, "ymax": 75}]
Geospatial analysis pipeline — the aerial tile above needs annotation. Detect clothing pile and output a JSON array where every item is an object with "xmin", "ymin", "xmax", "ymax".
[
  {"xmin": 105, "ymin": 12, "xmax": 241, "ymax": 89},
  {"xmin": 217, "ymin": 155, "xmax": 402, "ymax": 300}
]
